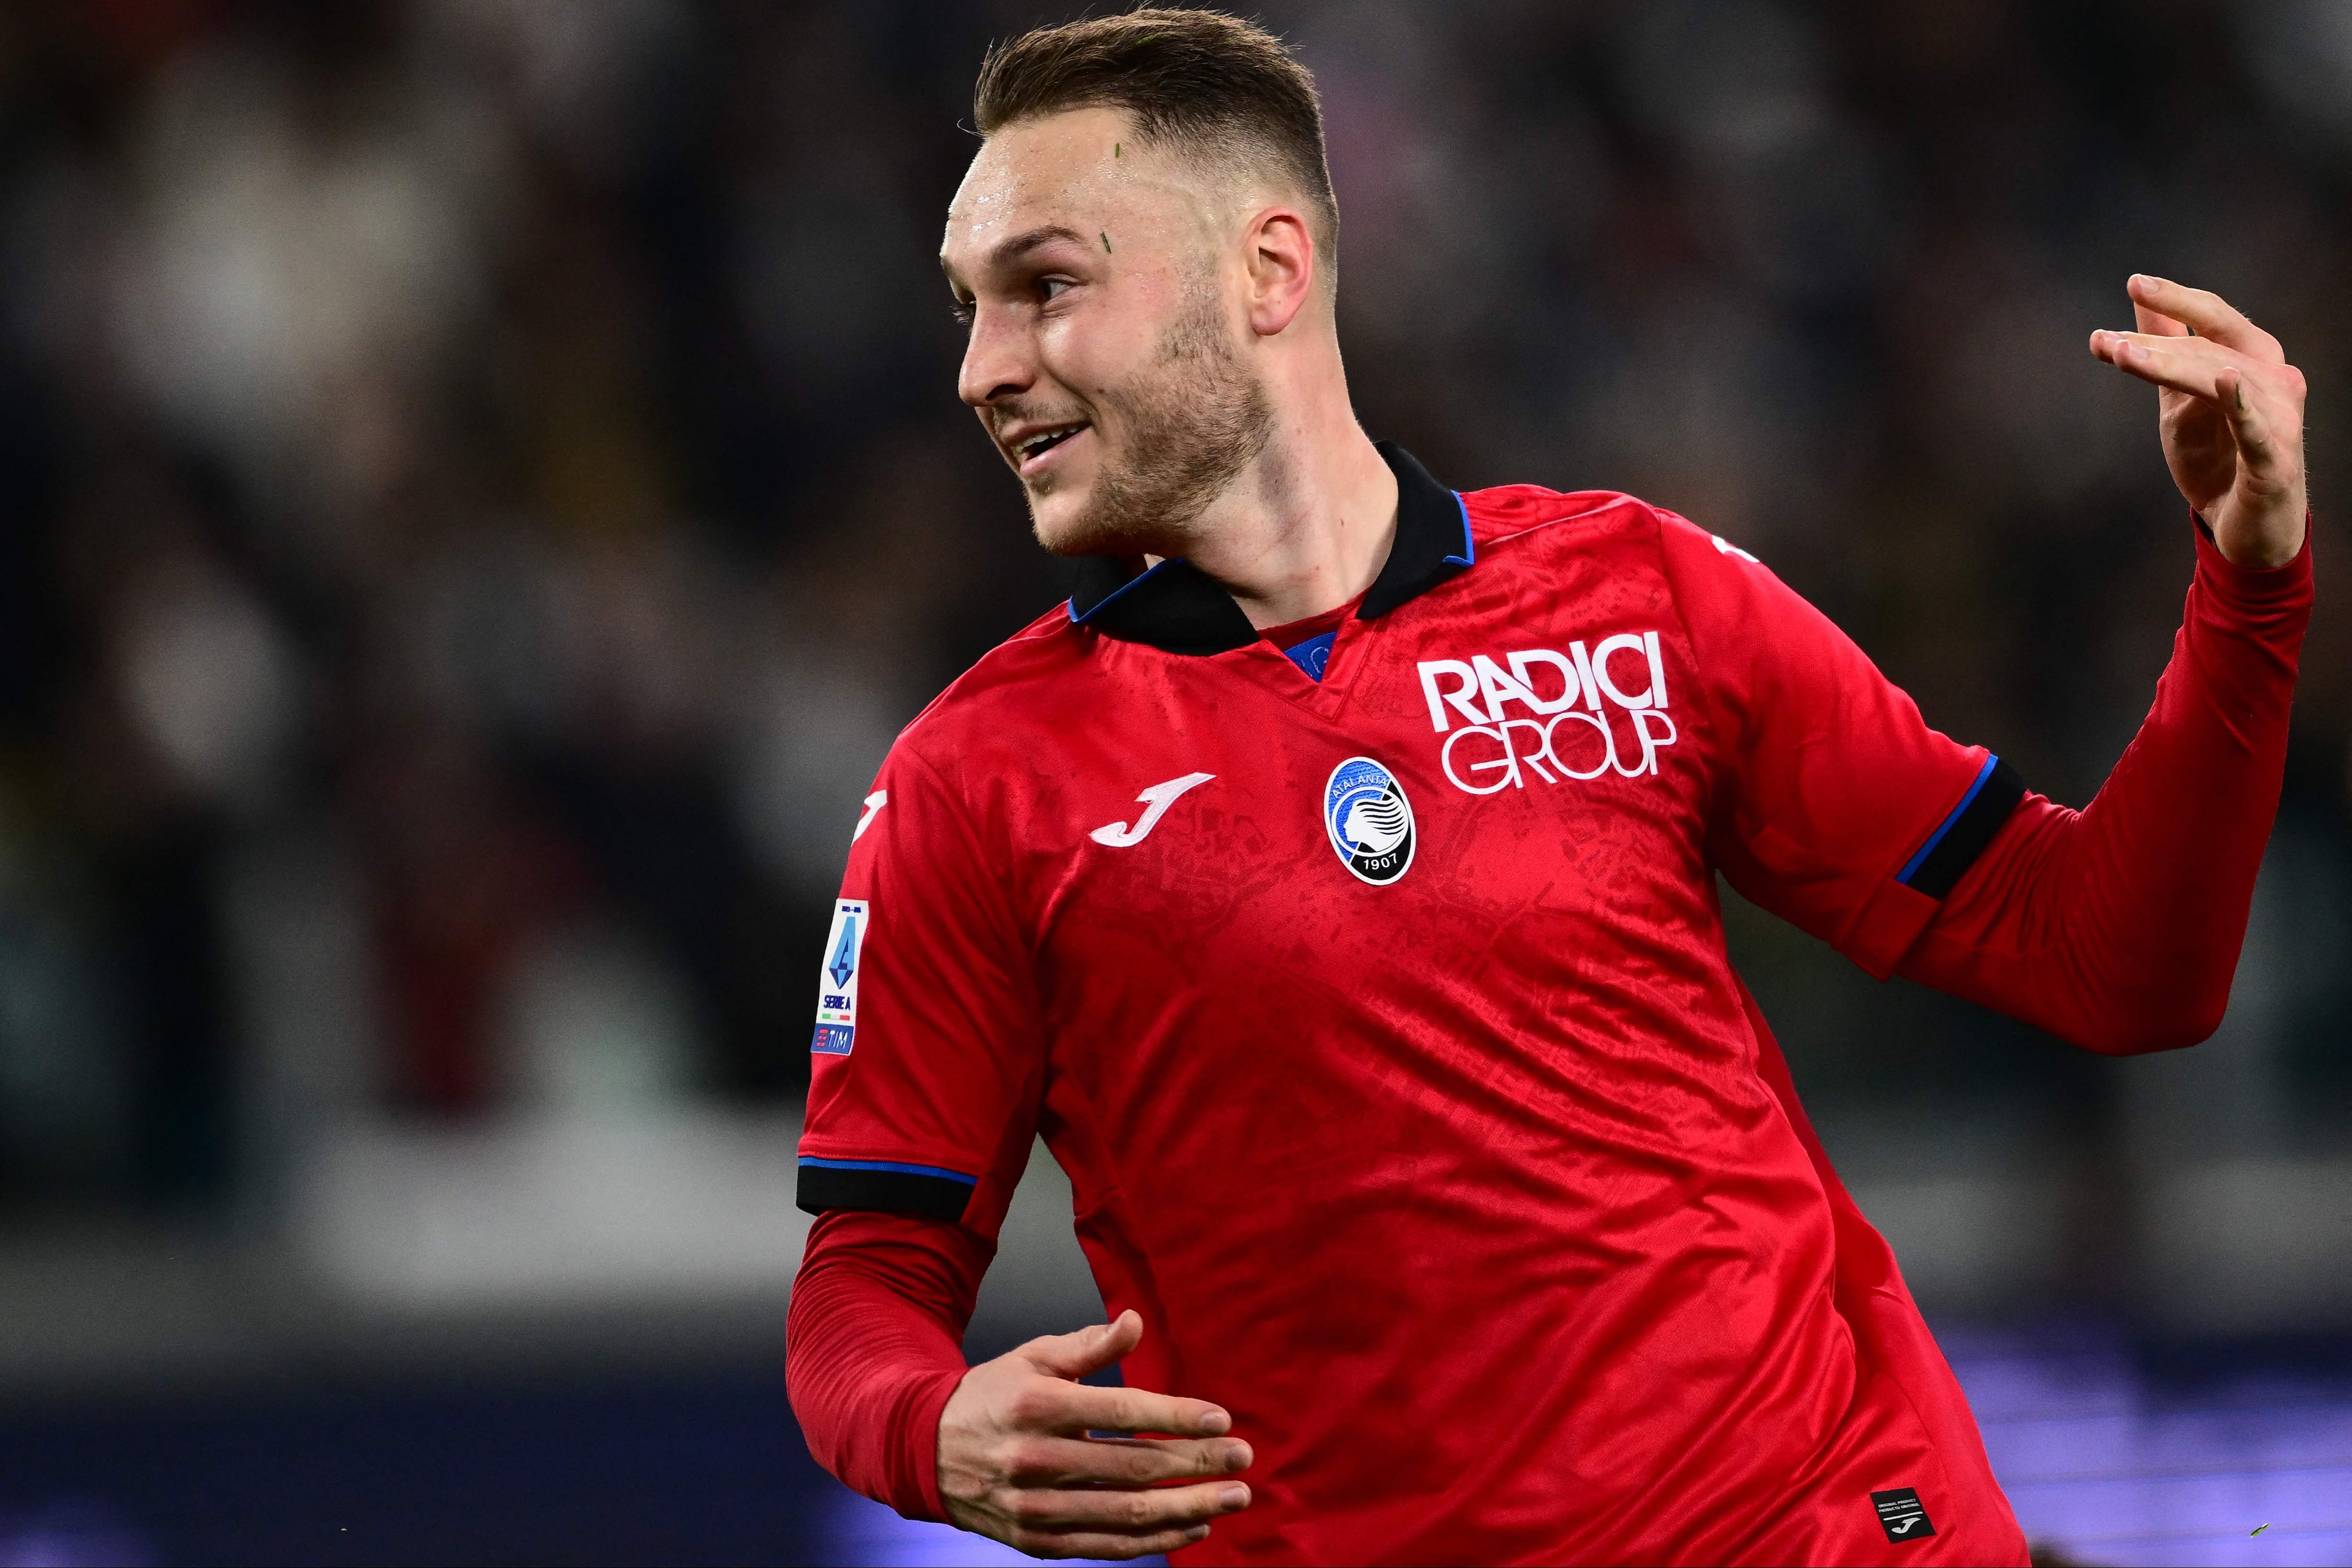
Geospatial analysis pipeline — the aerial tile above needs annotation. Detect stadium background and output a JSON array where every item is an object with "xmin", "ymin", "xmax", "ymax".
[{"xmin": 0, "ymin": 0, "xmax": 2345, "ymax": 1562}]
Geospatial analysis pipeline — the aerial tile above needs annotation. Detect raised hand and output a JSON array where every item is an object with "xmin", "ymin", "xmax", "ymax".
[
  {"xmin": 2089, "ymin": 275, "xmax": 2308, "ymax": 569},
  {"xmin": 937, "ymin": 1310, "xmax": 1253, "ymax": 1559}
]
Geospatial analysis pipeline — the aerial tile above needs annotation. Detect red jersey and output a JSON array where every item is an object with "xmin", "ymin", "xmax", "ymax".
[{"xmin": 790, "ymin": 444, "xmax": 2311, "ymax": 1566}]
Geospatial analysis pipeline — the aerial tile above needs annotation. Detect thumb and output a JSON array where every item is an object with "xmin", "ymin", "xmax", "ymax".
[
  {"xmin": 2215, "ymin": 368, "xmax": 2279, "ymax": 474},
  {"xmin": 1019, "ymin": 1309, "xmax": 1143, "ymax": 1380}
]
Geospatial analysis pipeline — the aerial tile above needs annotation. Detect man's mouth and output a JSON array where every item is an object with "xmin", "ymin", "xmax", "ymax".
[{"xmin": 1011, "ymin": 423, "xmax": 1089, "ymax": 475}]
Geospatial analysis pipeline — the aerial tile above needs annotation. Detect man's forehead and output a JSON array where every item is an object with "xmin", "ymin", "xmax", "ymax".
[{"xmin": 946, "ymin": 108, "xmax": 1130, "ymax": 246}]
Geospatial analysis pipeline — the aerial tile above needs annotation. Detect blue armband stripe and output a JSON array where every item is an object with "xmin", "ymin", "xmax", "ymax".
[
  {"xmin": 1898, "ymin": 755, "xmax": 1998, "ymax": 884},
  {"xmin": 796, "ymin": 1157, "xmax": 979, "ymax": 1222},
  {"xmin": 798, "ymin": 1156, "xmax": 977, "ymax": 1185},
  {"xmin": 1898, "ymin": 755, "xmax": 2028, "ymax": 900}
]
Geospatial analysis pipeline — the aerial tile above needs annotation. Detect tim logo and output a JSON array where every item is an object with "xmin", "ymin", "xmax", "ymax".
[{"xmin": 1416, "ymin": 632, "xmax": 1677, "ymax": 795}]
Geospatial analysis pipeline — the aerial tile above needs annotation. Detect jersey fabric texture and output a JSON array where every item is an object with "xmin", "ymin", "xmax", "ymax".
[{"xmin": 788, "ymin": 443, "xmax": 2312, "ymax": 1567}]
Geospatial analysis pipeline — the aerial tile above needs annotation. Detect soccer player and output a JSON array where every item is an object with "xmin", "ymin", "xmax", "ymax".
[{"xmin": 786, "ymin": 10, "xmax": 2312, "ymax": 1565}]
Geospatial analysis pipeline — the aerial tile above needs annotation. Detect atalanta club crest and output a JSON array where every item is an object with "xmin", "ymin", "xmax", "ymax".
[{"xmin": 1324, "ymin": 756, "xmax": 1416, "ymax": 885}]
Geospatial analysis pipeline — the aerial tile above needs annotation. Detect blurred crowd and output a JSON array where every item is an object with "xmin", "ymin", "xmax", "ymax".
[{"xmin": 0, "ymin": 0, "xmax": 2343, "ymax": 1238}]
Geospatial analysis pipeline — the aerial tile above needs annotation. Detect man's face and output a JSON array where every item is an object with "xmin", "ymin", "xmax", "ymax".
[{"xmin": 942, "ymin": 106, "xmax": 1270, "ymax": 556}]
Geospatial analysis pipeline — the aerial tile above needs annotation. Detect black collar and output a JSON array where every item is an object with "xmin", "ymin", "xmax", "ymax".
[{"xmin": 1066, "ymin": 441, "xmax": 1473, "ymax": 655}]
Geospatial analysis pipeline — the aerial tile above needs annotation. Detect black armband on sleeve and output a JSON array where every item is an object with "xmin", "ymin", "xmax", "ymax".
[
  {"xmin": 1897, "ymin": 757, "xmax": 2029, "ymax": 900},
  {"xmin": 796, "ymin": 1158, "xmax": 976, "ymax": 1223}
]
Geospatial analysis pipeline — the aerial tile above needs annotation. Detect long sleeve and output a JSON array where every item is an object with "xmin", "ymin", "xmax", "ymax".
[
  {"xmin": 1895, "ymin": 519, "xmax": 2312, "ymax": 1052},
  {"xmin": 1664, "ymin": 507, "xmax": 2311, "ymax": 1052},
  {"xmin": 785, "ymin": 1208, "xmax": 993, "ymax": 1522}
]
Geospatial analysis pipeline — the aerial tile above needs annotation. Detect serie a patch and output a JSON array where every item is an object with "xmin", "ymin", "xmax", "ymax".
[
  {"xmin": 1871, "ymin": 1487, "xmax": 1935, "ymax": 1544},
  {"xmin": 812, "ymin": 899, "xmax": 866, "ymax": 1055}
]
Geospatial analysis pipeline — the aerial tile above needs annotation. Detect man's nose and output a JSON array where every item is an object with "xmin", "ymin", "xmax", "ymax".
[{"xmin": 958, "ymin": 307, "xmax": 1035, "ymax": 409}]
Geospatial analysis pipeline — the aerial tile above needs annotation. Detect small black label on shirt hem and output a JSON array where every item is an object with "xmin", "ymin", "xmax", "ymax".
[{"xmin": 1872, "ymin": 1487, "xmax": 1936, "ymax": 1544}]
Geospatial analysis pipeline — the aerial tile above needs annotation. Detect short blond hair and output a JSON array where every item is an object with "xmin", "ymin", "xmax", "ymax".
[{"xmin": 973, "ymin": 9, "xmax": 1339, "ymax": 259}]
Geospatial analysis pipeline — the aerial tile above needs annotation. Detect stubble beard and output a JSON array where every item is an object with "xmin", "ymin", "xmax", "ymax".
[{"xmin": 1029, "ymin": 282, "xmax": 1273, "ymax": 558}]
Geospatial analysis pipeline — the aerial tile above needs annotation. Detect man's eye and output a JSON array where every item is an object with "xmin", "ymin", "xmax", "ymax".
[
  {"xmin": 1039, "ymin": 277, "xmax": 1073, "ymax": 302},
  {"xmin": 949, "ymin": 298, "xmax": 975, "ymax": 326}
]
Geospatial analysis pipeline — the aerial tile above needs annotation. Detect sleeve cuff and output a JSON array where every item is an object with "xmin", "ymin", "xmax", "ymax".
[
  {"xmin": 899, "ymin": 1365, "xmax": 965, "ymax": 1522},
  {"xmin": 2192, "ymin": 509, "xmax": 2314, "ymax": 608}
]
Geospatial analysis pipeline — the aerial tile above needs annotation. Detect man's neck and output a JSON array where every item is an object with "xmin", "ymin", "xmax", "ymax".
[{"xmin": 1154, "ymin": 406, "xmax": 1400, "ymax": 631}]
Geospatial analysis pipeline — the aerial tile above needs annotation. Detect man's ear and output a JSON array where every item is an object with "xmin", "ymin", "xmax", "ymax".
[{"xmin": 1242, "ymin": 206, "xmax": 1316, "ymax": 337}]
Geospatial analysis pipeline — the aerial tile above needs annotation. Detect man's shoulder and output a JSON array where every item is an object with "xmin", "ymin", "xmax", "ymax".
[
  {"xmin": 1460, "ymin": 481, "xmax": 1670, "ymax": 557},
  {"xmin": 891, "ymin": 598, "xmax": 1096, "ymax": 766},
  {"xmin": 1461, "ymin": 481, "xmax": 1762, "ymax": 582}
]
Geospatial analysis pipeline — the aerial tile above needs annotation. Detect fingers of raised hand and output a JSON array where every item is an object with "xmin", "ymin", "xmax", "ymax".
[
  {"xmin": 2131, "ymin": 297, "xmax": 2189, "ymax": 338},
  {"xmin": 2089, "ymin": 327, "xmax": 2217, "ymax": 394},
  {"xmin": 2214, "ymin": 369, "xmax": 2295, "ymax": 482},
  {"xmin": 1004, "ymin": 1434, "xmax": 1254, "ymax": 1488},
  {"xmin": 2089, "ymin": 330, "xmax": 2300, "ymax": 410},
  {"xmin": 2126, "ymin": 275, "xmax": 2284, "ymax": 363}
]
